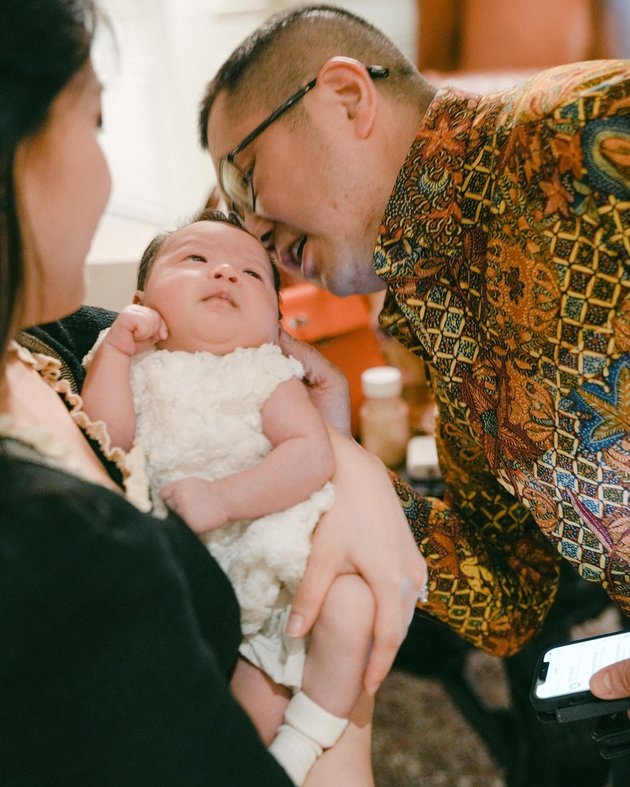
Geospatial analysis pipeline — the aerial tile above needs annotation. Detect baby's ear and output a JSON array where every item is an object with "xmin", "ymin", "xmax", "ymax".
[{"xmin": 133, "ymin": 290, "xmax": 144, "ymax": 305}]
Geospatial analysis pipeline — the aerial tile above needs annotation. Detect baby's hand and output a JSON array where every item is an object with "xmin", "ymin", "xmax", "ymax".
[
  {"xmin": 106, "ymin": 305, "xmax": 168, "ymax": 357},
  {"xmin": 160, "ymin": 477, "xmax": 228, "ymax": 534}
]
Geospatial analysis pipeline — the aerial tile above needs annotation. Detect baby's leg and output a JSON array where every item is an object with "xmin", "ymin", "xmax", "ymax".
[
  {"xmin": 269, "ymin": 575, "xmax": 374, "ymax": 784},
  {"xmin": 305, "ymin": 692, "xmax": 375, "ymax": 787},
  {"xmin": 304, "ymin": 573, "xmax": 374, "ymax": 716},
  {"xmin": 231, "ymin": 657, "xmax": 291, "ymax": 745}
]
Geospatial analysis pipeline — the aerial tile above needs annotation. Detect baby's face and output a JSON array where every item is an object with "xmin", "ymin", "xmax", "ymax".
[{"xmin": 138, "ymin": 221, "xmax": 279, "ymax": 354}]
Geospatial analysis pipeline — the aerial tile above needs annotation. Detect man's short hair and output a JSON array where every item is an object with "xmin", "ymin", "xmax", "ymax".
[
  {"xmin": 136, "ymin": 208, "xmax": 281, "ymax": 295},
  {"xmin": 198, "ymin": 3, "xmax": 423, "ymax": 149}
]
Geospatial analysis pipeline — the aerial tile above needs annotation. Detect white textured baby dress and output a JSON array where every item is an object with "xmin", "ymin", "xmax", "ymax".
[{"xmin": 130, "ymin": 343, "xmax": 334, "ymax": 689}]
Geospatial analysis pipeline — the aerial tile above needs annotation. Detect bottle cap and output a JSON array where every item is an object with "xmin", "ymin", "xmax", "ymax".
[{"xmin": 361, "ymin": 366, "xmax": 403, "ymax": 398}]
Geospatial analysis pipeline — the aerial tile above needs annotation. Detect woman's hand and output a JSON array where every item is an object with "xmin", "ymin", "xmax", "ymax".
[
  {"xmin": 278, "ymin": 328, "xmax": 351, "ymax": 436},
  {"xmin": 286, "ymin": 428, "xmax": 427, "ymax": 696}
]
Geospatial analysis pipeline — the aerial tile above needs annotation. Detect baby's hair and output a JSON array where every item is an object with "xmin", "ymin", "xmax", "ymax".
[{"xmin": 136, "ymin": 208, "xmax": 282, "ymax": 295}]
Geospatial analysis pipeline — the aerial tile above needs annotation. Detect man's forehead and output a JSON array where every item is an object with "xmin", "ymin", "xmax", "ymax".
[{"xmin": 206, "ymin": 90, "xmax": 260, "ymax": 162}]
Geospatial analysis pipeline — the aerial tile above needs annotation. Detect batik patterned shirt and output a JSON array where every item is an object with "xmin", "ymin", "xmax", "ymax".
[{"xmin": 375, "ymin": 60, "xmax": 630, "ymax": 655}]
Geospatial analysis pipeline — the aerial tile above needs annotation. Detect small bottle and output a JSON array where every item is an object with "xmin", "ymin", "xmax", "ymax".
[{"xmin": 359, "ymin": 366, "xmax": 410, "ymax": 468}]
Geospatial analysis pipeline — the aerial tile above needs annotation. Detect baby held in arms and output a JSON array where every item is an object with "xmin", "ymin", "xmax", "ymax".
[{"xmin": 81, "ymin": 210, "xmax": 375, "ymax": 785}]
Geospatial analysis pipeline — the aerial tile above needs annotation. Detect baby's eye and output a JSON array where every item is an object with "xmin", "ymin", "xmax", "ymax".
[
  {"xmin": 244, "ymin": 269, "xmax": 263, "ymax": 280},
  {"xmin": 188, "ymin": 254, "xmax": 207, "ymax": 263}
]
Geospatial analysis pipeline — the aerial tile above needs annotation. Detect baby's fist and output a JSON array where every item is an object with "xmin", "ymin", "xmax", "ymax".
[
  {"xmin": 160, "ymin": 477, "xmax": 228, "ymax": 534},
  {"xmin": 107, "ymin": 304, "xmax": 168, "ymax": 356}
]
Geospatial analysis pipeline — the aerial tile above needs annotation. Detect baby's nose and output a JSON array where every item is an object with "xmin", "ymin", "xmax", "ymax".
[{"xmin": 212, "ymin": 263, "xmax": 239, "ymax": 283}]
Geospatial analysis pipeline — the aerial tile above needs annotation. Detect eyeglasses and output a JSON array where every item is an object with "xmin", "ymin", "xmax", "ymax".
[{"xmin": 219, "ymin": 65, "xmax": 389, "ymax": 215}]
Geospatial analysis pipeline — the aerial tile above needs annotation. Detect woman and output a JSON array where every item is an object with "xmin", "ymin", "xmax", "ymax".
[{"xmin": 0, "ymin": 1, "xmax": 425, "ymax": 783}]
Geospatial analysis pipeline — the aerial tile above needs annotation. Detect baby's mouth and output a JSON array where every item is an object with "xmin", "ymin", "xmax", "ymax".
[{"xmin": 204, "ymin": 291, "xmax": 235, "ymax": 306}]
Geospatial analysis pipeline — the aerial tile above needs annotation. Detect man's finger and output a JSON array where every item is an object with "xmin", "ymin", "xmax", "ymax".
[{"xmin": 590, "ymin": 659, "xmax": 630, "ymax": 698}]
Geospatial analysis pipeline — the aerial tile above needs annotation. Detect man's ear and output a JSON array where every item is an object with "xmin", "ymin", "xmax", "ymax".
[
  {"xmin": 315, "ymin": 57, "xmax": 378, "ymax": 138},
  {"xmin": 133, "ymin": 290, "xmax": 144, "ymax": 304}
]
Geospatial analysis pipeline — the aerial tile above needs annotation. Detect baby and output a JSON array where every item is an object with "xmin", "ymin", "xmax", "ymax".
[{"xmin": 82, "ymin": 210, "xmax": 374, "ymax": 785}]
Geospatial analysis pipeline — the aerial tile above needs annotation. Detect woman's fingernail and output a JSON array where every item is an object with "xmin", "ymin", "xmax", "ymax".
[{"xmin": 286, "ymin": 613, "xmax": 303, "ymax": 637}]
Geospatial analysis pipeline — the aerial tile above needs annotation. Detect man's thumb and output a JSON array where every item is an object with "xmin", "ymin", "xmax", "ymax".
[{"xmin": 590, "ymin": 661, "xmax": 630, "ymax": 699}]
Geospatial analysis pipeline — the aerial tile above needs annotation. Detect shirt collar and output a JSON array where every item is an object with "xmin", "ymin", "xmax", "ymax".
[{"xmin": 373, "ymin": 86, "xmax": 483, "ymax": 286}]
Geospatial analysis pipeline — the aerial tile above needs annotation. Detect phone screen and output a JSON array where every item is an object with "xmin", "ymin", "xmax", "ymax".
[{"xmin": 535, "ymin": 632, "xmax": 630, "ymax": 699}]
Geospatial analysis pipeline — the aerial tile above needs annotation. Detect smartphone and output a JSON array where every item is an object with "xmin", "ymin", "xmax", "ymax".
[{"xmin": 531, "ymin": 630, "xmax": 630, "ymax": 722}]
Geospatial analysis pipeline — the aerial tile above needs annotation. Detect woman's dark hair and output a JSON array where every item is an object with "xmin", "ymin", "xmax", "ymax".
[{"xmin": 0, "ymin": 0, "xmax": 98, "ymax": 363}]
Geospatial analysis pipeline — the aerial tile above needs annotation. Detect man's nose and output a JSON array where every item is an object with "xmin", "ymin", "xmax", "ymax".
[
  {"xmin": 244, "ymin": 213, "xmax": 275, "ymax": 250},
  {"xmin": 211, "ymin": 263, "xmax": 239, "ymax": 283}
]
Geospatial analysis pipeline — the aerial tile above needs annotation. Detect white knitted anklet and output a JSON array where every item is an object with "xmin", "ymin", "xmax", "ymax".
[{"xmin": 268, "ymin": 691, "xmax": 349, "ymax": 785}]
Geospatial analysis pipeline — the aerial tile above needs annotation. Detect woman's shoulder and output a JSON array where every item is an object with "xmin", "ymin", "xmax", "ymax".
[
  {"xmin": 0, "ymin": 454, "xmax": 161, "ymax": 561},
  {"xmin": 0, "ymin": 452, "xmax": 202, "ymax": 590},
  {"xmin": 0, "ymin": 453, "xmax": 240, "ymax": 660}
]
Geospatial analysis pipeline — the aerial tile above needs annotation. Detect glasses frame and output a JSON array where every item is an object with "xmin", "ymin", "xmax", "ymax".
[{"xmin": 219, "ymin": 64, "xmax": 390, "ymax": 214}]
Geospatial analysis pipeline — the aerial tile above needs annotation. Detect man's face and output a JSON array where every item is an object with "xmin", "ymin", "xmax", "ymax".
[{"xmin": 206, "ymin": 89, "xmax": 386, "ymax": 296}]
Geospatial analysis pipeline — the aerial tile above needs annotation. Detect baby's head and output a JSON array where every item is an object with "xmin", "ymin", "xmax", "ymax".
[
  {"xmin": 136, "ymin": 209, "xmax": 281, "ymax": 294},
  {"xmin": 134, "ymin": 209, "xmax": 283, "ymax": 355}
]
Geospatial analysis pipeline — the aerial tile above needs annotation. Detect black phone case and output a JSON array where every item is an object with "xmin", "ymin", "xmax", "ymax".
[
  {"xmin": 536, "ymin": 692, "xmax": 630, "ymax": 723},
  {"xmin": 530, "ymin": 632, "xmax": 630, "ymax": 723}
]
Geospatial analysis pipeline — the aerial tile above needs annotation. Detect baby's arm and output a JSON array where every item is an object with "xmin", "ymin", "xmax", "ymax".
[
  {"xmin": 161, "ymin": 377, "xmax": 334, "ymax": 533},
  {"xmin": 82, "ymin": 305, "xmax": 168, "ymax": 451}
]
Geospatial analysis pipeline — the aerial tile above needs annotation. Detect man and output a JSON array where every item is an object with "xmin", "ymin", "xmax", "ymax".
[{"xmin": 201, "ymin": 4, "xmax": 629, "ymax": 693}]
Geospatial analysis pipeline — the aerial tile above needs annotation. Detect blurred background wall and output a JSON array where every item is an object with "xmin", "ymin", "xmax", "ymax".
[
  {"xmin": 86, "ymin": 0, "xmax": 629, "ymax": 309},
  {"xmin": 87, "ymin": 0, "xmax": 418, "ymax": 307}
]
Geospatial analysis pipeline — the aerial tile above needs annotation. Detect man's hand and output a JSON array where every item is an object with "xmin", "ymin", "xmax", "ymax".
[
  {"xmin": 160, "ymin": 477, "xmax": 228, "ymax": 534},
  {"xmin": 285, "ymin": 429, "xmax": 427, "ymax": 696},
  {"xmin": 591, "ymin": 657, "xmax": 630, "ymax": 712},
  {"xmin": 278, "ymin": 328, "xmax": 352, "ymax": 435},
  {"xmin": 106, "ymin": 304, "xmax": 168, "ymax": 357}
]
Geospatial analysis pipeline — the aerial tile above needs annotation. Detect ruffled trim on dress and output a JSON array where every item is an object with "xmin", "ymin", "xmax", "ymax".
[{"xmin": 5, "ymin": 340, "xmax": 151, "ymax": 512}]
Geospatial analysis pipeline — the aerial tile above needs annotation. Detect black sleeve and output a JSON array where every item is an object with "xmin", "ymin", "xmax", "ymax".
[
  {"xmin": 22, "ymin": 306, "xmax": 124, "ymax": 485},
  {"xmin": 0, "ymin": 463, "xmax": 292, "ymax": 787},
  {"xmin": 24, "ymin": 305, "xmax": 118, "ymax": 391}
]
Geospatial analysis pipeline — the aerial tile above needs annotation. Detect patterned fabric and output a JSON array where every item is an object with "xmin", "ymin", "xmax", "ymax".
[{"xmin": 375, "ymin": 61, "xmax": 630, "ymax": 655}]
